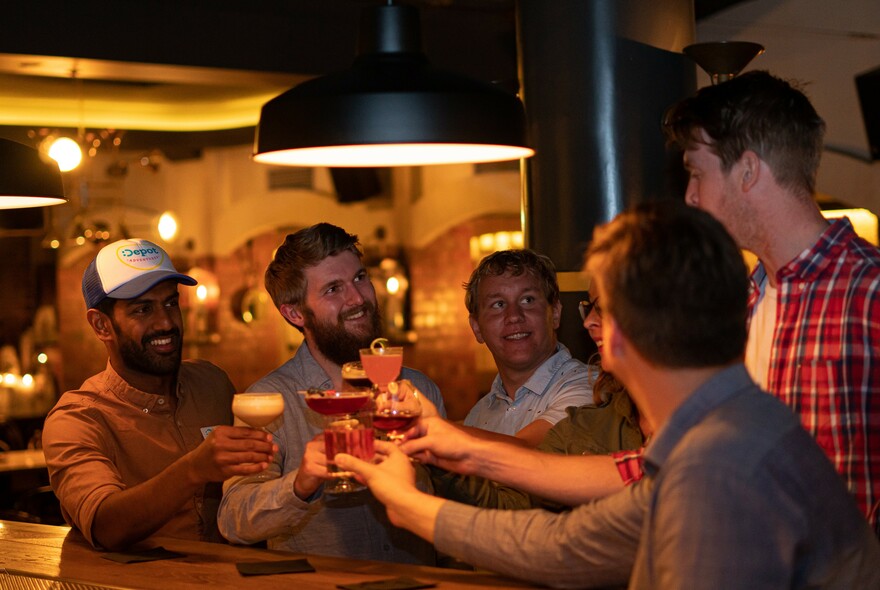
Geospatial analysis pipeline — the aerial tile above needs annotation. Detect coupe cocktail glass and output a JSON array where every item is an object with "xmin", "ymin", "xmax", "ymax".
[
  {"xmin": 341, "ymin": 361, "xmax": 375, "ymax": 392},
  {"xmin": 231, "ymin": 392, "xmax": 284, "ymax": 480},
  {"xmin": 359, "ymin": 344, "xmax": 403, "ymax": 393},
  {"xmin": 232, "ymin": 392, "xmax": 284, "ymax": 430},
  {"xmin": 302, "ymin": 388, "xmax": 374, "ymax": 493}
]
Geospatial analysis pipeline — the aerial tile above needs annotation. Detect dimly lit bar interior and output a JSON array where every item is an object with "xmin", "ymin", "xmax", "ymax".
[{"xmin": 2, "ymin": 1, "xmax": 879, "ymax": 588}]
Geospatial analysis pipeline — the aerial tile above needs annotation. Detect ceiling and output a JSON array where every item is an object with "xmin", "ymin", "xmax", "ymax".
[
  {"xmin": 0, "ymin": 0, "xmax": 752, "ymax": 157},
  {"xmin": 0, "ymin": 0, "xmax": 877, "ymax": 160}
]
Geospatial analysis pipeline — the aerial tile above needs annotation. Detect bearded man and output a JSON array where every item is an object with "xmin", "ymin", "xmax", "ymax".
[
  {"xmin": 43, "ymin": 239, "xmax": 275, "ymax": 550},
  {"xmin": 217, "ymin": 223, "xmax": 445, "ymax": 564}
]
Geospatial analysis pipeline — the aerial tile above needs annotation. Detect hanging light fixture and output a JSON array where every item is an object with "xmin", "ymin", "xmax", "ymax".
[
  {"xmin": 254, "ymin": 3, "xmax": 534, "ymax": 167},
  {"xmin": 683, "ymin": 41, "xmax": 765, "ymax": 85},
  {"xmin": 0, "ymin": 138, "xmax": 67, "ymax": 209}
]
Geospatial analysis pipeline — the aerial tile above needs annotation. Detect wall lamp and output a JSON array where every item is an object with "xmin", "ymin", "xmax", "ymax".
[{"xmin": 254, "ymin": 3, "xmax": 534, "ymax": 167}]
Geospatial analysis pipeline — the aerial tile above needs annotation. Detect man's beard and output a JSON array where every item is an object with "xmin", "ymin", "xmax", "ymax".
[
  {"xmin": 114, "ymin": 324, "xmax": 183, "ymax": 377},
  {"xmin": 303, "ymin": 301, "xmax": 382, "ymax": 366}
]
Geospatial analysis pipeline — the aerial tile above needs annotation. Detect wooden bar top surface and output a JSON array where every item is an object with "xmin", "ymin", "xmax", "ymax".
[{"xmin": 0, "ymin": 520, "xmax": 536, "ymax": 589}]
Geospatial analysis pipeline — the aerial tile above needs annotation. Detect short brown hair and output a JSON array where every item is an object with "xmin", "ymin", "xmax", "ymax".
[
  {"xmin": 663, "ymin": 70, "xmax": 825, "ymax": 197},
  {"xmin": 585, "ymin": 200, "xmax": 749, "ymax": 367},
  {"xmin": 264, "ymin": 223, "xmax": 362, "ymax": 311},
  {"xmin": 463, "ymin": 249, "xmax": 559, "ymax": 316}
]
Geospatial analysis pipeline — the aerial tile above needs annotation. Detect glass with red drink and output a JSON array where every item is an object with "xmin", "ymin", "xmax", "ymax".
[{"xmin": 301, "ymin": 388, "xmax": 374, "ymax": 493}]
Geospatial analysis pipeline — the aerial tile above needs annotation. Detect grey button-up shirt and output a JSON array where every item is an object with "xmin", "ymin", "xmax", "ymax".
[
  {"xmin": 435, "ymin": 365, "xmax": 880, "ymax": 588},
  {"xmin": 218, "ymin": 343, "xmax": 445, "ymax": 564}
]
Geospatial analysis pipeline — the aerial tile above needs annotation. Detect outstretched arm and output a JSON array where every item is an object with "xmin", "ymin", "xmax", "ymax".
[
  {"xmin": 336, "ymin": 441, "xmax": 445, "ymax": 542},
  {"xmin": 92, "ymin": 426, "xmax": 275, "ymax": 550},
  {"xmin": 402, "ymin": 417, "xmax": 623, "ymax": 505}
]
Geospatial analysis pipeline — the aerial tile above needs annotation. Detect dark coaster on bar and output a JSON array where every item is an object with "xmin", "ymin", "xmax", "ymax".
[
  {"xmin": 101, "ymin": 546, "xmax": 186, "ymax": 563},
  {"xmin": 236, "ymin": 558, "xmax": 316, "ymax": 576},
  {"xmin": 337, "ymin": 576, "xmax": 437, "ymax": 590}
]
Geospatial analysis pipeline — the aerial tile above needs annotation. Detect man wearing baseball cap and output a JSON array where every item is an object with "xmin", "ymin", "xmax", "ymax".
[{"xmin": 42, "ymin": 239, "xmax": 277, "ymax": 550}]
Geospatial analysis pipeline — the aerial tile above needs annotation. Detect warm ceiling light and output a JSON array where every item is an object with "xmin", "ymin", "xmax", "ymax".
[
  {"xmin": 0, "ymin": 138, "xmax": 67, "ymax": 209},
  {"xmin": 46, "ymin": 136, "xmax": 83, "ymax": 172},
  {"xmin": 253, "ymin": 4, "xmax": 534, "ymax": 168}
]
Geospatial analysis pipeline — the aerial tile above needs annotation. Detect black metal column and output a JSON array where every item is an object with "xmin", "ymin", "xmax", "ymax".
[{"xmin": 516, "ymin": 0, "xmax": 696, "ymax": 362}]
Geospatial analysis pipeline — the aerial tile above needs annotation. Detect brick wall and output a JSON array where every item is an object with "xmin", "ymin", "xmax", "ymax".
[{"xmin": 56, "ymin": 217, "xmax": 519, "ymax": 420}]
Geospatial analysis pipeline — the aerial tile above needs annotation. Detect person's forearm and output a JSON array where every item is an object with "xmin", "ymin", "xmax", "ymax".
[
  {"xmin": 385, "ymin": 488, "xmax": 445, "ymax": 542},
  {"xmin": 467, "ymin": 440, "xmax": 623, "ymax": 504},
  {"xmin": 91, "ymin": 453, "xmax": 202, "ymax": 550}
]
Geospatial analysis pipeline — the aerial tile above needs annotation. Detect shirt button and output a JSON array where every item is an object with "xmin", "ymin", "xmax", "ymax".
[
  {"xmin": 158, "ymin": 399, "xmax": 165, "ymax": 405},
  {"xmin": 142, "ymin": 408, "xmax": 149, "ymax": 413}
]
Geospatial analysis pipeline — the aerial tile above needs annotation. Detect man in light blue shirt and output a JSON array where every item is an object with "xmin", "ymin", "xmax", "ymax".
[{"xmin": 463, "ymin": 250, "xmax": 594, "ymax": 446}]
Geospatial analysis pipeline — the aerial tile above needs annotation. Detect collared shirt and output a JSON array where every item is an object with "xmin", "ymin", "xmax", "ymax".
[
  {"xmin": 218, "ymin": 343, "xmax": 445, "ymax": 564},
  {"xmin": 42, "ymin": 360, "xmax": 236, "ymax": 547},
  {"xmin": 747, "ymin": 217, "xmax": 880, "ymax": 532},
  {"xmin": 463, "ymin": 343, "xmax": 594, "ymax": 436},
  {"xmin": 434, "ymin": 365, "xmax": 880, "ymax": 588}
]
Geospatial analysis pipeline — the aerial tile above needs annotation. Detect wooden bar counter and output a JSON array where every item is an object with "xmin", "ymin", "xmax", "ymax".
[{"xmin": 0, "ymin": 520, "xmax": 536, "ymax": 589}]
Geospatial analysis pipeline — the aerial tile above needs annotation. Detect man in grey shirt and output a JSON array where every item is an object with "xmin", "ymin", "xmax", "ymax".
[
  {"xmin": 338, "ymin": 202, "xmax": 880, "ymax": 589},
  {"xmin": 218, "ymin": 223, "xmax": 445, "ymax": 565}
]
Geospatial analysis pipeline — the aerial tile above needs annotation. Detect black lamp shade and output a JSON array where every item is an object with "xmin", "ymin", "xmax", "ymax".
[
  {"xmin": 254, "ymin": 4, "xmax": 533, "ymax": 167},
  {"xmin": 683, "ymin": 41, "xmax": 765, "ymax": 85},
  {"xmin": 0, "ymin": 138, "xmax": 67, "ymax": 209}
]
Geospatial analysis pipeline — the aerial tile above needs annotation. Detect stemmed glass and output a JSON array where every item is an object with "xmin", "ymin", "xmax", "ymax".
[
  {"xmin": 359, "ymin": 339, "xmax": 403, "ymax": 393},
  {"xmin": 301, "ymin": 388, "xmax": 374, "ymax": 493},
  {"xmin": 372, "ymin": 379, "xmax": 422, "ymax": 443},
  {"xmin": 232, "ymin": 392, "xmax": 284, "ymax": 431},
  {"xmin": 232, "ymin": 392, "xmax": 284, "ymax": 480}
]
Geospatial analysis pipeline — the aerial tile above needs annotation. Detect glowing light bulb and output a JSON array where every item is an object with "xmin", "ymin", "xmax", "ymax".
[{"xmin": 47, "ymin": 137, "xmax": 83, "ymax": 172}]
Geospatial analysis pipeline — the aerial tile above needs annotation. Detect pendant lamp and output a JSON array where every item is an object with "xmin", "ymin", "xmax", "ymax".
[
  {"xmin": 0, "ymin": 138, "xmax": 67, "ymax": 209},
  {"xmin": 683, "ymin": 42, "xmax": 765, "ymax": 85},
  {"xmin": 254, "ymin": 3, "xmax": 534, "ymax": 167}
]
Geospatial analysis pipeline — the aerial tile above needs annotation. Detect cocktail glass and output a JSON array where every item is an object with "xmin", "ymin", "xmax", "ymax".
[
  {"xmin": 341, "ymin": 361, "xmax": 375, "ymax": 392},
  {"xmin": 373, "ymin": 379, "xmax": 422, "ymax": 443},
  {"xmin": 232, "ymin": 392, "xmax": 284, "ymax": 431},
  {"xmin": 231, "ymin": 392, "xmax": 284, "ymax": 480},
  {"xmin": 359, "ymin": 346, "xmax": 403, "ymax": 393},
  {"xmin": 302, "ymin": 388, "xmax": 374, "ymax": 493}
]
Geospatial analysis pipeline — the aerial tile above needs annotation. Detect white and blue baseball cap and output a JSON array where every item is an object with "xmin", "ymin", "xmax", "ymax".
[{"xmin": 82, "ymin": 239, "xmax": 197, "ymax": 309}]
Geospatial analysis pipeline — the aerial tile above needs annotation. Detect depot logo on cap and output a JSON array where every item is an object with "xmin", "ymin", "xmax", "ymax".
[{"xmin": 82, "ymin": 238, "xmax": 197, "ymax": 309}]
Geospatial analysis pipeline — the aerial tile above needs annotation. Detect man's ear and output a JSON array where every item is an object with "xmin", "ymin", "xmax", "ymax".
[
  {"xmin": 280, "ymin": 303, "xmax": 306, "ymax": 330},
  {"xmin": 551, "ymin": 299, "xmax": 562, "ymax": 330},
  {"xmin": 740, "ymin": 150, "xmax": 761, "ymax": 192},
  {"xmin": 86, "ymin": 309, "xmax": 115, "ymax": 343},
  {"xmin": 468, "ymin": 314, "xmax": 485, "ymax": 344}
]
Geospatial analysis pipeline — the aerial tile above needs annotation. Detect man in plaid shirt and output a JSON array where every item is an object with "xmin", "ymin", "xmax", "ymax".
[{"xmin": 664, "ymin": 70, "xmax": 880, "ymax": 535}]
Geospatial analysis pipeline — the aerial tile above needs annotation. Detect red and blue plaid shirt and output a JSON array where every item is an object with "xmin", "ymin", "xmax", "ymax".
[{"xmin": 749, "ymin": 218, "xmax": 880, "ymax": 532}]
